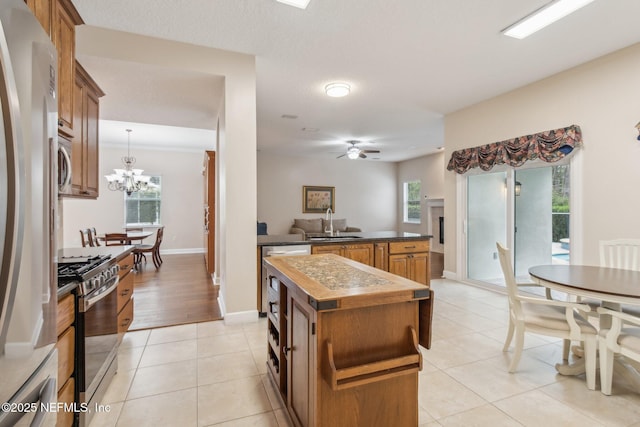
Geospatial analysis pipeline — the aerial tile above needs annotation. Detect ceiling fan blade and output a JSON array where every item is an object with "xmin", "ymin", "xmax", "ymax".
[
  {"xmin": 362, "ymin": 149, "xmax": 380, "ymax": 154},
  {"xmin": 359, "ymin": 152, "xmax": 367, "ymax": 159},
  {"xmin": 336, "ymin": 153, "xmax": 346, "ymax": 159}
]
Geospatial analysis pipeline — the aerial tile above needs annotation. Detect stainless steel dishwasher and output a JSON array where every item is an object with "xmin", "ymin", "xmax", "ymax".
[{"xmin": 260, "ymin": 244, "xmax": 311, "ymax": 315}]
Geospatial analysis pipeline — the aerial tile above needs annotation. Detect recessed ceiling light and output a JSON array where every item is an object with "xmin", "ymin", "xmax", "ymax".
[
  {"xmin": 325, "ymin": 82, "xmax": 351, "ymax": 98},
  {"xmin": 302, "ymin": 127, "xmax": 319, "ymax": 132},
  {"xmin": 502, "ymin": 0, "xmax": 595, "ymax": 39},
  {"xmin": 281, "ymin": 114, "xmax": 298, "ymax": 119},
  {"xmin": 276, "ymin": 0, "xmax": 311, "ymax": 9}
]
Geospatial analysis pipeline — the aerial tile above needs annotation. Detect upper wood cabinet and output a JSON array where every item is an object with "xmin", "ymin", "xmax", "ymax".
[
  {"xmin": 52, "ymin": 0, "xmax": 83, "ymax": 137},
  {"xmin": 70, "ymin": 61, "xmax": 104, "ymax": 198},
  {"xmin": 25, "ymin": 0, "xmax": 52, "ymax": 34}
]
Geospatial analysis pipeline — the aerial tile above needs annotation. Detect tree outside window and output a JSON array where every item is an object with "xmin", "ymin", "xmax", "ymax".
[
  {"xmin": 404, "ymin": 180, "xmax": 421, "ymax": 224},
  {"xmin": 125, "ymin": 175, "xmax": 162, "ymax": 225}
]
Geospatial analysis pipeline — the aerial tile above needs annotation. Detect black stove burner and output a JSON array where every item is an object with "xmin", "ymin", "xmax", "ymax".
[{"xmin": 57, "ymin": 254, "xmax": 112, "ymax": 286}]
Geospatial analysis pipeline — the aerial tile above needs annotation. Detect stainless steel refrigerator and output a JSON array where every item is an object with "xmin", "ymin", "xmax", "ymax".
[{"xmin": 0, "ymin": 0, "xmax": 58, "ymax": 425}]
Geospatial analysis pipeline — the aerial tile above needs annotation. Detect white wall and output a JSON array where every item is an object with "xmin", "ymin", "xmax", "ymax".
[
  {"xmin": 257, "ymin": 152, "xmax": 398, "ymax": 235},
  {"xmin": 444, "ymin": 42, "xmax": 640, "ymax": 275},
  {"xmin": 62, "ymin": 145, "xmax": 205, "ymax": 251},
  {"xmin": 77, "ymin": 26, "xmax": 257, "ymax": 320},
  {"xmin": 396, "ymin": 152, "xmax": 445, "ymax": 234}
]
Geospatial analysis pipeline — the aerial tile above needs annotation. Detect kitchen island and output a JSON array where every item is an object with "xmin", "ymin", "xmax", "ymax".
[
  {"xmin": 257, "ymin": 231, "xmax": 432, "ymax": 314},
  {"xmin": 264, "ymin": 254, "xmax": 433, "ymax": 427}
]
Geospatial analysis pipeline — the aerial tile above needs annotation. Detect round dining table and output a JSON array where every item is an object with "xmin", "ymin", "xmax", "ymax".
[{"xmin": 529, "ymin": 264, "xmax": 640, "ymax": 390}]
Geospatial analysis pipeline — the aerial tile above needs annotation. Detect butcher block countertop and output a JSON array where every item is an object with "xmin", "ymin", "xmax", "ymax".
[{"xmin": 264, "ymin": 253, "xmax": 430, "ymax": 311}]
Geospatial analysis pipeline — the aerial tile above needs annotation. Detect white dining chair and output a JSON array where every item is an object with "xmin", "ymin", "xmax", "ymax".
[
  {"xmin": 579, "ymin": 240, "xmax": 640, "ymax": 318},
  {"xmin": 597, "ymin": 307, "xmax": 640, "ymax": 395},
  {"xmin": 497, "ymin": 243, "xmax": 598, "ymax": 389}
]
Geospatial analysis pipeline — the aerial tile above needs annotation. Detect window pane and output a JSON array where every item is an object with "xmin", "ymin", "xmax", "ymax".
[
  {"xmin": 404, "ymin": 180, "xmax": 421, "ymax": 223},
  {"xmin": 125, "ymin": 175, "xmax": 161, "ymax": 225}
]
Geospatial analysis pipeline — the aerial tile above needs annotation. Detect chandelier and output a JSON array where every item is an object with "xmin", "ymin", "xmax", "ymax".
[{"xmin": 104, "ymin": 129, "xmax": 150, "ymax": 196}]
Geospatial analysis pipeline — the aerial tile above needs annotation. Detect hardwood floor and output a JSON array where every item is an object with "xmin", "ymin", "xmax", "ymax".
[{"xmin": 129, "ymin": 253, "xmax": 222, "ymax": 330}]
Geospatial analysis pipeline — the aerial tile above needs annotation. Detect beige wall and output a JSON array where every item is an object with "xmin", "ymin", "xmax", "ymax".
[
  {"xmin": 62, "ymin": 146, "xmax": 206, "ymax": 250},
  {"xmin": 396, "ymin": 152, "xmax": 445, "ymax": 235},
  {"xmin": 444, "ymin": 43, "xmax": 640, "ymax": 275},
  {"xmin": 257, "ymin": 152, "xmax": 398, "ymax": 234},
  {"xmin": 76, "ymin": 27, "xmax": 257, "ymax": 320}
]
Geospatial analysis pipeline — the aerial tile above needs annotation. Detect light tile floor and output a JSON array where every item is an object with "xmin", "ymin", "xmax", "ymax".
[{"xmin": 90, "ymin": 279, "xmax": 640, "ymax": 427}]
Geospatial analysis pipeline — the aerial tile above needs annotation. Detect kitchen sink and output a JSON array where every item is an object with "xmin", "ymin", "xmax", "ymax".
[{"xmin": 306, "ymin": 235, "xmax": 362, "ymax": 241}]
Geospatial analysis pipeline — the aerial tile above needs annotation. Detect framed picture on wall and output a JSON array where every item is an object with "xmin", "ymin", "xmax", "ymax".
[{"xmin": 302, "ymin": 186, "xmax": 335, "ymax": 213}]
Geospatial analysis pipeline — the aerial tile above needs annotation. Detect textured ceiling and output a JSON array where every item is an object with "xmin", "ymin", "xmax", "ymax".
[{"xmin": 73, "ymin": 0, "xmax": 640, "ymax": 161}]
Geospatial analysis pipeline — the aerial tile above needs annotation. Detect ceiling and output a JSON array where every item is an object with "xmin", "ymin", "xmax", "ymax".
[{"xmin": 73, "ymin": 0, "xmax": 640, "ymax": 161}]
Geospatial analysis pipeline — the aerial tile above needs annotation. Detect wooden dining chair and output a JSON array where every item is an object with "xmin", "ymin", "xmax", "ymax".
[
  {"xmin": 104, "ymin": 233, "xmax": 128, "ymax": 246},
  {"xmin": 597, "ymin": 307, "xmax": 640, "ymax": 395},
  {"xmin": 80, "ymin": 229, "xmax": 91, "ymax": 247},
  {"xmin": 497, "ymin": 243, "xmax": 598, "ymax": 389},
  {"xmin": 133, "ymin": 227, "xmax": 164, "ymax": 269}
]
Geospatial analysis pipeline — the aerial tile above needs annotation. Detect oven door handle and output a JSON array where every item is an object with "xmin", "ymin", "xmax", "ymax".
[{"xmin": 83, "ymin": 276, "xmax": 119, "ymax": 311}]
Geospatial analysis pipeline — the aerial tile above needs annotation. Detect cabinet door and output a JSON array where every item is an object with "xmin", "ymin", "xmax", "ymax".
[
  {"xmin": 53, "ymin": 0, "xmax": 77, "ymax": 136},
  {"xmin": 344, "ymin": 243, "xmax": 374, "ymax": 266},
  {"xmin": 288, "ymin": 297, "xmax": 313, "ymax": 427},
  {"xmin": 84, "ymin": 88, "xmax": 100, "ymax": 196},
  {"xmin": 388, "ymin": 254, "xmax": 410, "ymax": 279},
  {"xmin": 311, "ymin": 244, "xmax": 343, "ymax": 256},
  {"xmin": 374, "ymin": 242, "xmax": 388, "ymax": 271},
  {"xmin": 25, "ymin": 0, "xmax": 51, "ymax": 35},
  {"xmin": 70, "ymin": 75, "xmax": 83, "ymax": 194},
  {"xmin": 410, "ymin": 253, "xmax": 430, "ymax": 285}
]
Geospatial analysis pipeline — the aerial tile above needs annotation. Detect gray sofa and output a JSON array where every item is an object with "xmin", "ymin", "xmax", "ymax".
[{"xmin": 289, "ymin": 218, "xmax": 361, "ymax": 237}]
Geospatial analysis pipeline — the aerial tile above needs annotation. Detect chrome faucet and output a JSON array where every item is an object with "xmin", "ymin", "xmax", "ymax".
[{"xmin": 325, "ymin": 208, "xmax": 334, "ymax": 236}]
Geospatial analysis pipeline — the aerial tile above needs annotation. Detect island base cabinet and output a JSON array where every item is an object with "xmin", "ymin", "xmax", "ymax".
[{"xmin": 284, "ymin": 292, "xmax": 422, "ymax": 426}]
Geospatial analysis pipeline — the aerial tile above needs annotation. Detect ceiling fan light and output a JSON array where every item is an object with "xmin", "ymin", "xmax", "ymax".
[
  {"xmin": 325, "ymin": 82, "xmax": 350, "ymax": 98},
  {"xmin": 347, "ymin": 147, "xmax": 360, "ymax": 159},
  {"xmin": 276, "ymin": 0, "xmax": 311, "ymax": 9}
]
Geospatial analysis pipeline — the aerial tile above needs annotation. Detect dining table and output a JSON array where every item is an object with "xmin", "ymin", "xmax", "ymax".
[
  {"xmin": 529, "ymin": 264, "xmax": 640, "ymax": 390},
  {"xmin": 99, "ymin": 231, "xmax": 154, "ymax": 245}
]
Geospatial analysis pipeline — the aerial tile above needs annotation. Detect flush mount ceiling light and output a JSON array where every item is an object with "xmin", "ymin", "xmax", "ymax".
[
  {"xmin": 325, "ymin": 82, "xmax": 351, "ymax": 98},
  {"xmin": 276, "ymin": 0, "xmax": 311, "ymax": 9},
  {"xmin": 502, "ymin": 0, "xmax": 596, "ymax": 39}
]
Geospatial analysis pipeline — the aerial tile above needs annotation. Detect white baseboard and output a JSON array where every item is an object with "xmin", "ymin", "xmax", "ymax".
[
  {"xmin": 443, "ymin": 270, "xmax": 458, "ymax": 280},
  {"xmin": 160, "ymin": 248, "xmax": 205, "ymax": 255},
  {"xmin": 223, "ymin": 310, "xmax": 259, "ymax": 325}
]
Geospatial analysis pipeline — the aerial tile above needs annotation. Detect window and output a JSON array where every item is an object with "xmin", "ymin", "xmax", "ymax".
[
  {"xmin": 125, "ymin": 175, "xmax": 162, "ymax": 225},
  {"xmin": 403, "ymin": 180, "xmax": 421, "ymax": 224}
]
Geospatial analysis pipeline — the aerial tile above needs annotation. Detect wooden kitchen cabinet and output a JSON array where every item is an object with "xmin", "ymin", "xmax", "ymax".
[
  {"xmin": 56, "ymin": 293, "xmax": 75, "ymax": 427},
  {"xmin": 52, "ymin": 0, "xmax": 83, "ymax": 138},
  {"xmin": 25, "ymin": 0, "xmax": 52, "ymax": 34},
  {"xmin": 117, "ymin": 253, "xmax": 135, "ymax": 333},
  {"xmin": 374, "ymin": 241, "xmax": 388, "ymax": 271},
  {"xmin": 69, "ymin": 61, "xmax": 104, "ymax": 198},
  {"xmin": 265, "ymin": 254, "xmax": 431, "ymax": 427},
  {"xmin": 311, "ymin": 242, "xmax": 374, "ymax": 266},
  {"xmin": 388, "ymin": 240, "xmax": 430, "ymax": 285}
]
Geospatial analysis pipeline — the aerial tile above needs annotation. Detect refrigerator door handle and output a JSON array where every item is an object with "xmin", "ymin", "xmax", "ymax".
[{"xmin": 0, "ymin": 377, "xmax": 55, "ymax": 427}]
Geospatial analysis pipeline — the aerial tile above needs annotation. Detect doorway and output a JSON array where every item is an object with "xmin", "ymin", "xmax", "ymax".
[{"xmin": 466, "ymin": 163, "xmax": 571, "ymax": 287}]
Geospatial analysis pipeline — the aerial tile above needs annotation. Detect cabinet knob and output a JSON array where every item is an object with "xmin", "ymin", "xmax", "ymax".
[
  {"xmin": 58, "ymin": 119, "xmax": 63, "ymax": 127},
  {"xmin": 283, "ymin": 346, "xmax": 291, "ymax": 355}
]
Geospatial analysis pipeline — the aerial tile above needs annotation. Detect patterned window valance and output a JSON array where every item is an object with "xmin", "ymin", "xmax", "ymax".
[{"xmin": 446, "ymin": 125, "xmax": 582, "ymax": 174}]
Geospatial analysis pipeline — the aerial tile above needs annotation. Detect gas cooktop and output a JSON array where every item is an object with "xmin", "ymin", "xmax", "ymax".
[{"xmin": 57, "ymin": 254, "xmax": 112, "ymax": 286}]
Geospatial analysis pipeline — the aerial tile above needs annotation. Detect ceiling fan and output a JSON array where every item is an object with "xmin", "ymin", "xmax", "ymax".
[{"xmin": 336, "ymin": 141, "xmax": 380, "ymax": 159}]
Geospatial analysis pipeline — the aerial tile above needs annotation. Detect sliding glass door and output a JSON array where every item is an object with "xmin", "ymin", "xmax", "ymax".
[{"xmin": 467, "ymin": 164, "xmax": 570, "ymax": 287}]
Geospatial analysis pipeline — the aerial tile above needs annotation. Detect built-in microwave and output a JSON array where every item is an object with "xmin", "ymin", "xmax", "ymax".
[{"xmin": 58, "ymin": 136, "xmax": 72, "ymax": 195}]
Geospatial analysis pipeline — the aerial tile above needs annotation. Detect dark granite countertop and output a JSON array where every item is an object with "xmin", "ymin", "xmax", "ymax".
[{"xmin": 258, "ymin": 231, "xmax": 431, "ymax": 246}]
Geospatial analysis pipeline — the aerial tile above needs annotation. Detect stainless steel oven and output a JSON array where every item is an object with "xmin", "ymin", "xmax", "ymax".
[
  {"xmin": 58, "ymin": 254, "xmax": 120, "ymax": 426},
  {"xmin": 76, "ymin": 261, "xmax": 119, "ymax": 427}
]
